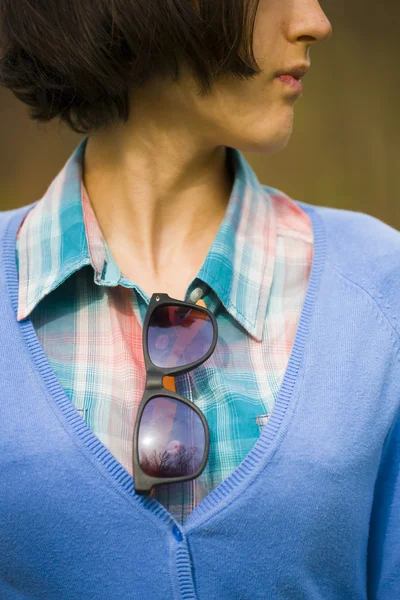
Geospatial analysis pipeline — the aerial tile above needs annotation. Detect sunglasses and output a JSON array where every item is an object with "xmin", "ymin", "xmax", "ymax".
[{"xmin": 133, "ymin": 292, "xmax": 218, "ymax": 496}]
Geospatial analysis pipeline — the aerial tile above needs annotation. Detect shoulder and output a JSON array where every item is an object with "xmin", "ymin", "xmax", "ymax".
[
  {"xmin": 310, "ymin": 202, "xmax": 400, "ymax": 266},
  {"xmin": 0, "ymin": 202, "xmax": 37, "ymax": 237},
  {"xmin": 306, "ymin": 202, "xmax": 400, "ymax": 281},
  {"xmin": 263, "ymin": 186, "xmax": 400, "ymax": 282},
  {"xmin": 299, "ymin": 200, "xmax": 400, "ymax": 338}
]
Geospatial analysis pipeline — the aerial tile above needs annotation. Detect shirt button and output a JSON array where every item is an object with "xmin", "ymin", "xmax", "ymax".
[
  {"xmin": 189, "ymin": 286, "xmax": 205, "ymax": 304},
  {"xmin": 172, "ymin": 525, "xmax": 183, "ymax": 542}
]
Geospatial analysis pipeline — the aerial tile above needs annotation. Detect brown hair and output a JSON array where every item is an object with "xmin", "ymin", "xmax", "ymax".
[{"xmin": 0, "ymin": 0, "xmax": 262, "ymax": 135}]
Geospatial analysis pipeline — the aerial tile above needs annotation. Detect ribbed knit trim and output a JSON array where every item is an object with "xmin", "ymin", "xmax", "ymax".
[{"xmin": 1, "ymin": 198, "xmax": 327, "ymax": 537}]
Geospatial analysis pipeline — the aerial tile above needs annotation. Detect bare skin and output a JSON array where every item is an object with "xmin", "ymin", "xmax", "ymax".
[{"xmin": 82, "ymin": 0, "xmax": 332, "ymax": 301}]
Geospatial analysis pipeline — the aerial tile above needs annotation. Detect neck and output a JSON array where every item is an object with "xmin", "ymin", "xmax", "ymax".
[{"xmin": 82, "ymin": 131, "xmax": 234, "ymax": 296}]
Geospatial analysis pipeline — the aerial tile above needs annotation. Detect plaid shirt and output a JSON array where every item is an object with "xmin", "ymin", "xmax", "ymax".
[{"xmin": 15, "ymin": 137, "xmax": 313, "ymax": 525}]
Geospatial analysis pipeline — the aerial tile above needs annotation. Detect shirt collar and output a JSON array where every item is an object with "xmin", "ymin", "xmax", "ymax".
[{"xmin": 16, "ymin": 136, "xmax": 311, "ymax": 341}]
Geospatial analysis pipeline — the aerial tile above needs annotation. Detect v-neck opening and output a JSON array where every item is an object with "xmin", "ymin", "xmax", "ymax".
[{"xmin": 1, "ymin": 198, "xmax": 327, "ymax": 535}]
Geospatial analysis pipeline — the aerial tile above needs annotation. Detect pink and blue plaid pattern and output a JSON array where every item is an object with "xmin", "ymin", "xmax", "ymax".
[{"xmin": 15, "ymin": 137, "xmax": 313, "ymax": 525}]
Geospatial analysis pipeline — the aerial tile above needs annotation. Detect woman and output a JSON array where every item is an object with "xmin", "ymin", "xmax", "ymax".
[{"xmin": 0, "ymin": 1, "xmax": 399, "ymax": 599}]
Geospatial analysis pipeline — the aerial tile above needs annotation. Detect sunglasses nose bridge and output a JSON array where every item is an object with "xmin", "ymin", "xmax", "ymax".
[{"xmin": 146, "ymin": 367, "xmax": 164, "ymax": 391}]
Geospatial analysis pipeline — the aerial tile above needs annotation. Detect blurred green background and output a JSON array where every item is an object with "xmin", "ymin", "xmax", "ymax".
[{"xmin": 1, "ymin": 0, "xmax": 399, "ymax": 229}]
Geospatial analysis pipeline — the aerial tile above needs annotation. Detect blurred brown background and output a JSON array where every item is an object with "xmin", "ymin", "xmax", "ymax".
[{"xmin": 1, "ymin": 0, "xmax": 399, "ymax": 229}]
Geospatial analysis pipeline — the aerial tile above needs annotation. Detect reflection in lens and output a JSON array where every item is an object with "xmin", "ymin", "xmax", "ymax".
[
  {"xmin": 148, "ymin": 304, "xmax": 214, "ymax": 368},
  {"xmin": 138, "ymin": 396, "xmax": 206, "ymax": 478}
]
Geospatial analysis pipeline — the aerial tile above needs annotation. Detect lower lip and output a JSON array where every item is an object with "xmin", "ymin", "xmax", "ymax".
[{"xmin": 276, "ymin": 75, "xmax": 303, "ymax": 93}]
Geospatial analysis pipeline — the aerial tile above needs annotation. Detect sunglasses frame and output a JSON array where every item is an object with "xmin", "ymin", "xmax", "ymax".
[{"xmin": 133, "ymin": 292, "xmax": 218, "ymax": 495}]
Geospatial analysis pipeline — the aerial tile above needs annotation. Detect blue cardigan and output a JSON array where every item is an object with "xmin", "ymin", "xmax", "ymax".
[{"xmin": 0, "ymin": 200, "xmax": 399, "ymax": 600}]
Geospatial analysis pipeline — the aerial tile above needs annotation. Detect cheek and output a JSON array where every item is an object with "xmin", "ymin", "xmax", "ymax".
[{"xmin": 252, "ymin": 3, "xmax": 281, "ymax": 74}]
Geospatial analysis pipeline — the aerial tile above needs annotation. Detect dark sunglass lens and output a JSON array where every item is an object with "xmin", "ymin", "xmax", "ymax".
[
  {"xmin": 138, "ymin": 397, "xmax": 206, "ymax": 479},
  {"xmin": 148, "ymin": 304, "xmax": 214, "ymax": 368}
]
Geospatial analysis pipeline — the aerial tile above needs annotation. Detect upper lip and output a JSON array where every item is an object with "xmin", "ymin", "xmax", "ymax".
[{"xmin": 275, "ymin": 64, "xmax": 310, "ymax": 79}]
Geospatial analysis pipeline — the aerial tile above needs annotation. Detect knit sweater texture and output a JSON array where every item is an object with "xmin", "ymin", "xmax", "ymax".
[{"xmin": 0, "ymin": 201, "xmax": 399, "ymax": 599}]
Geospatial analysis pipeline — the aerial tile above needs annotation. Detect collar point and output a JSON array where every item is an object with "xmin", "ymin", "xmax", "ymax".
[
  {"xmin": 250, "ymin": 328, "xmax": 264, "ymax": 344},
  {"xmin": 17, "ymin": 308, "xmax": 30, "ymax": 322},
  {"xmin": 233, "ymin": 311, "xmax": 264, "ymax": 343}
]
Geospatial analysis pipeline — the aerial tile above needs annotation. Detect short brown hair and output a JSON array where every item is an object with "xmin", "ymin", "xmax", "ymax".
[{"xmin": 0, "ymin": 0, "xmax": 262, "ymax": 135}]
